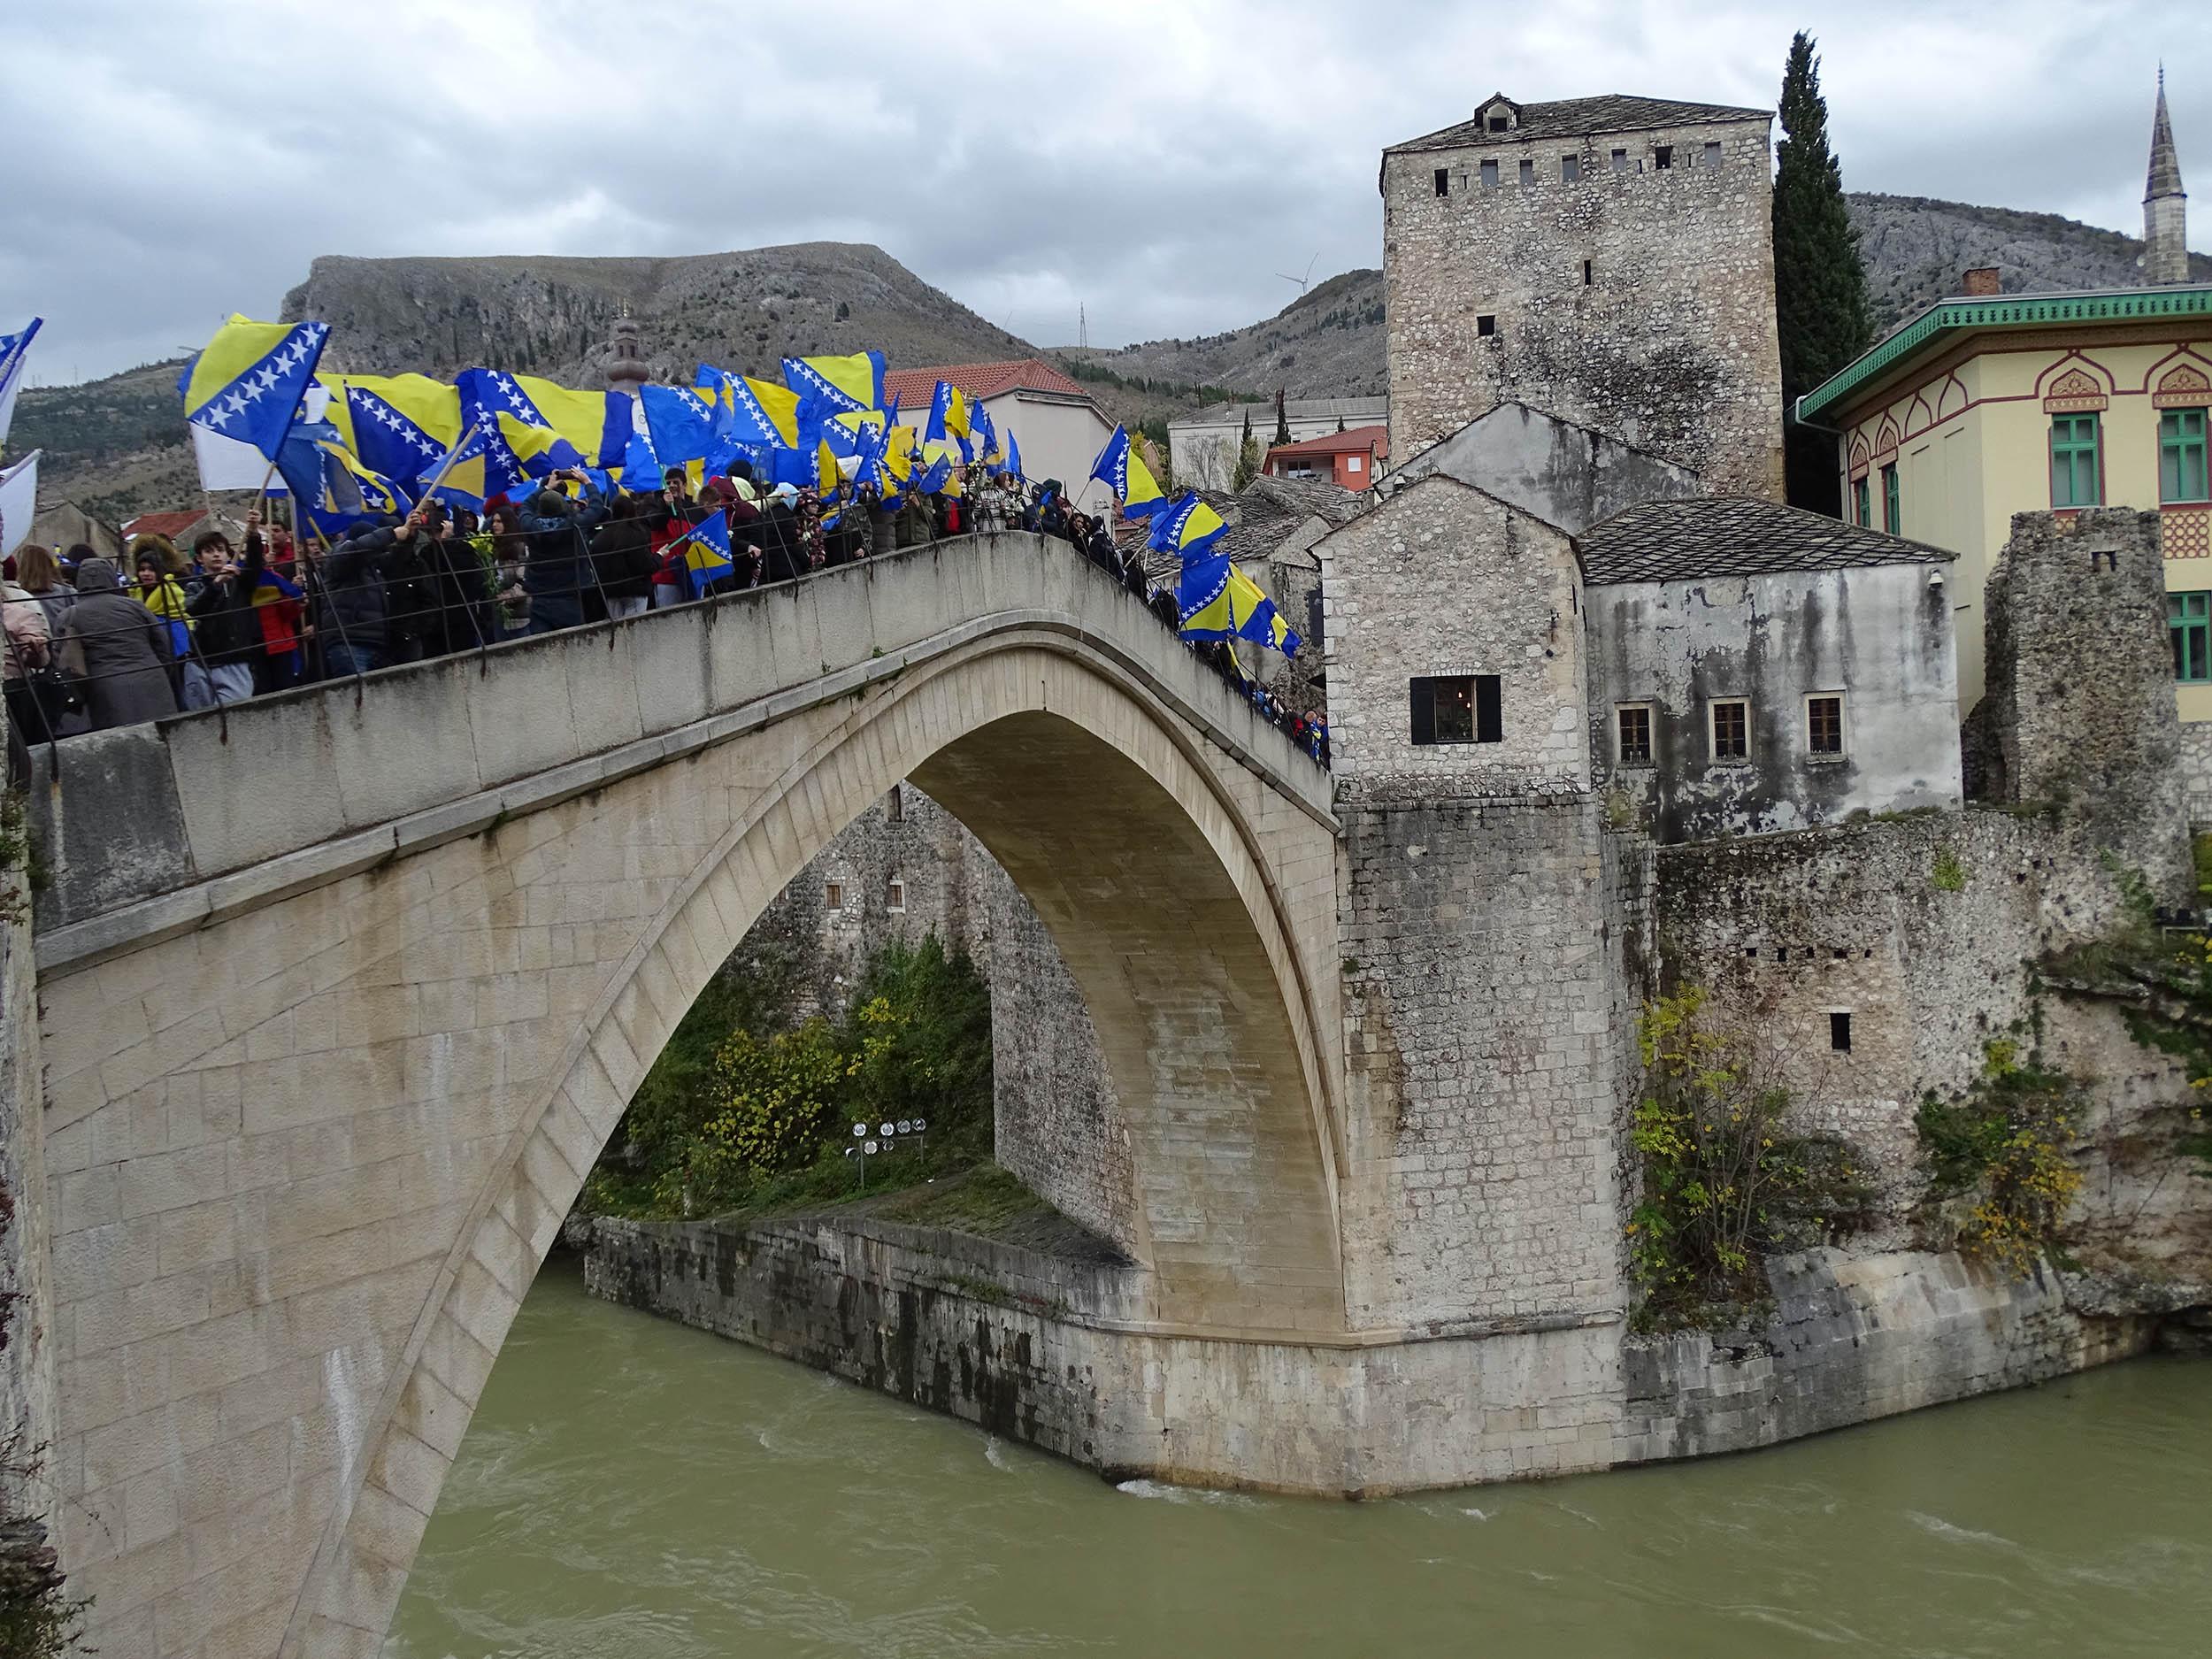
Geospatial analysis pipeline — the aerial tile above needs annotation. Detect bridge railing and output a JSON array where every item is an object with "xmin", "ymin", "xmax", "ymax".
[{"xmin": 19, "ymin": 531, "xmax": 1334, "ymax": 953}]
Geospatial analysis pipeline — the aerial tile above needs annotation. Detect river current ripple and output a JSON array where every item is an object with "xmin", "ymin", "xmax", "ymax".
[{"xmin": 389, "ymin": 1264, "xmax": 2212, "ymax": 1658}]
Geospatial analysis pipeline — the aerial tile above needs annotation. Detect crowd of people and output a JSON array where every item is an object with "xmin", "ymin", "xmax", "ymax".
[{"xmin": 0, "ymin": 457, "xmax": 1329, "ymax": 768}]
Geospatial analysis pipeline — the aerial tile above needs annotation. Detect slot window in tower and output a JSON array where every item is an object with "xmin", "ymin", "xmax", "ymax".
[
  {"xmin": 1476, "ymin": 313, "xmax": 1497, "ymax": 337},
  {"xmin": 1654, "ymin": 144, "xmax": 1673, "ymax": 170},
  {"xmin": 1433, "ymin": 167, "xmax": 1450, "ymax": 197},
  {"xmin": 1830, "ymin": 1011, "xmax": 1853, "ymax": 1053}
]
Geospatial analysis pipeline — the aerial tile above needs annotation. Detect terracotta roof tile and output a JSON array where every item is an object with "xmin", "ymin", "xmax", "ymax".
[
  {"xmin": 1264, "ymin": 425, "xmax": 1389, "ymax": 460},
  {"xmin": 881, "ymin": 357, "xmax": 1094, "ymax": 409}
]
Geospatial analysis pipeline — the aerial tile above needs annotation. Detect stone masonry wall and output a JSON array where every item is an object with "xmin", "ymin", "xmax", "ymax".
[
  {"xmin": 1655, "ymin": 810, "xmax": 2158, "ymax": 1236},
  {"xmin": 1981, "ymin": 508, "xmax": 2188, "ymax": 899},
  {"xmin": 0, "ymin": 818, "xmax": 56, "ymax": 1538},
  {"xmin": 2177, "ymin": 723, "xmax": 2212, "ymax": 828},
  {"xmin": 1321, "ymin": 476, "xmax": 1588, "ymax": 799},
  {"xmin": 1383, "ymin": 114, "xmax": 1784, "ymax": 498},
  {"xmin": 984, "ymin": 864, "xmax": 1136, "ymax": 1252}
]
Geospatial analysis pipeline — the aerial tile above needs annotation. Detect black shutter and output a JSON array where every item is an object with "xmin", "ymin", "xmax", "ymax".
[
  {"xmin": 1475, "ymin": 674, "xmax": 1502, "ymax": 743},
  {"xmin": 1409, "ymin": 678, "xmax": 1434, "ymax": 744}
]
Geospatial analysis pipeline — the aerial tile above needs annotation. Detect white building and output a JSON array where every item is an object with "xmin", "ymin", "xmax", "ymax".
[
  {"xmin": 1168, "ymin": 396, "xmax": 1390, "ymax": 492},
  {"xmin": 883, "ymin": 358, "xmax": 1118, "ymax": 513}
]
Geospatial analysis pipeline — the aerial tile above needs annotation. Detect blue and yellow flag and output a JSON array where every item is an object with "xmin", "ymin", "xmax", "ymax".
[
  {"xmin": 1004, "ymin": 431, "xmax": 1024, "ymax": 483},
  {"xmin": 179, "ymin": 315, "xmax": 331, "ymax": 460},
  {"xmin": 639, "ymin": 383, "xmax": 719, "ymax": 465},
  {"xmin": 972, "ymin": 402, "xmax": 1000, "ymax": 465},
  {"xmin": 1091, "ymin": 425, "xmax": 1167, "ymax": 520},
  {"xmin": 682, "ymin": 510, "xmax": 733, "ymax": 595},
  {"xmin": 782, "ymin": 349, "xmax": 887, "ymax": 420},
  {"xmin": 1147, "ymin": 492, "xmax": 1228, "ymax": 560},
  {"xmin": 698, "ymin": 366, "xmax": 803, "ymax": 449},
  {"xmin": 0, "ymin": 317, "xmax": 42, "ymax": 452},
  {"xmin": 925, "ymin": 380, "xmax": 972, "ymax": 443},
  {"xmin": 1177, "ymin": 556, "xmax": 1300, "ymax": 654},
  {"xmin": 418, "ymin": 419, "xmax": 496, "ymax": 511},
  {"xmin": 323, "ymin": 373, "xmax": 461, "ymax": 484}
]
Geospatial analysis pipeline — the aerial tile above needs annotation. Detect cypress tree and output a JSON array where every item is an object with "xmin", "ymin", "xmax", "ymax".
[
  {"xmin": 1773, "ymin": 32, "xmax": 1873, "ymax": 515},
  {"xmin": 1233, "ymin": 407, "xmax": 1262, "ymax": 491},
  {"xmin": 1273, "ymin": 388, "xmax": 1293, "ymax": 448}
]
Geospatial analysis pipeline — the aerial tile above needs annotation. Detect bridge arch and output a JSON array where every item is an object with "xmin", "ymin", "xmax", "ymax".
[{"xmin": 34, "ymin": 537, "xmax": 1344, "ymax": 1657}]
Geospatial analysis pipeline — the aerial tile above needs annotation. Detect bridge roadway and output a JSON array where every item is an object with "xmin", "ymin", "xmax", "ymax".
[{"xmin": 34, "ymin": 533, "xmax": 1345, "ymax": 1658}]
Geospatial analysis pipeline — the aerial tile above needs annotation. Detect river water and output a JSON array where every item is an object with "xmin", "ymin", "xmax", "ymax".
[{"xmin": 389, "ymin": 1263, "xmax": 2209, "ymax": 1658}]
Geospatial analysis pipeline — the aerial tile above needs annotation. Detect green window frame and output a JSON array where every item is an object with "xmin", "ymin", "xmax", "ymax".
[
  {"xmin": 2049, "ymin": 413, "xmax": 2101, "ymax": 507},
  {"xmin": 1881, "ymin": 463, "xmax": 1901, "ymax": 534},
  {"xmin": 2170, "ymin": 592, "xmax": 2212, "ymax": 684},
  {"xmin": 1852, "ymin": 474, "xmax": 1871, "ymax": 527},
  {"xmin": 2162, "ymin": 408, "xmax": 2209, "ymax": 503}
]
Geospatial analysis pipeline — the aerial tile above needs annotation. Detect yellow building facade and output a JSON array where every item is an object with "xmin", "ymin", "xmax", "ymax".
[{"xmin": 1800, "ymin": 288, "xmax": 2212, "ymax": 727}]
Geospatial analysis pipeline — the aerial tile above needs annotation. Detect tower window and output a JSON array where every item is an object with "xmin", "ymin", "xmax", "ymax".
[
  {"xmin": 1476, "ymin": 314, "xmax": 1497, "ymax": 337},
  {"xmin": 1654, "ymin": 145, "xmax": 1673, "ymax": 170},
  {"xmin": 1703, "ymin": 141, "xmax": 1723, "ymax": 168},
  {"xmin": 1582, "ymin": 259, "xmax": 1594, "ymax": 286},
  {"xmin": 886, "ymin": 784, "xmax": 904, "ymax": 822},
  {"xmin": 1479, "ymin": 159, "xmax": 1499, "ymax": 188},
  {"xmin": 1561, "ymin": 153, "xmax": 1580, "ymax": 182},
  {"xmin": 1610, "ymin": 148, "xmax": 1630, "ymax": 173},
  {"xmin": 886, "ymin": 878, "xmax": 906, "ymax": 913},
  {"xmin": 1410, "ymin": 675, "xmax": 1502, "ymax": 745},
  {"xmin": 1518, "ymin": 158, "xmax": 1534, "ymax": 186},
  {"xmin": 1830, "ymin": 1011, "xmax": 1853, "ymax": 1053},
  {"xmin": 825, "ymin": 880, "xmax": 846, "ymax": 911},
  {"xmin": 1433, "ymin": 168, "xmax": 1450, "ymax": 197},
  {"xmin": 1487, "ymin": 114, "xmax": 1510, "ymax": 134}
]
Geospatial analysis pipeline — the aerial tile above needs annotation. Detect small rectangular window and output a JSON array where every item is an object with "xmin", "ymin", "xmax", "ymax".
[
  {"xmin": 1881, "ymin": 462, "xmax": 1901, "ymax": 534},
  {"xmin": 1582, "ymin": 259, "xmax": 1594, "ymax": 286},
  {"xmin": 1617, "ymin": 703, "xmax": 1653, "ymax": 766},
  {"xmin": 2050, "ymin": 413, "xmax": 2101, "ymax": 507},
  {"xmin": 1476, "ymin": 313, "xmax": 1497, "ymax": 337},
  {"xmin": 1487, "ymin": 114, "xmax": 1510, "ymax": 134},
  {"xmin": 1517, "ymin": 158, "xmax": 1534, "ymax": 186},
  {"xmin": 2170, "ymin": 592, "xmax": 2212, "ymax": 683},
  {"xmin": 1346, "ymin": 455, "xmax": 1363, "ymax": 472},
  {"xmin": 1709, "ymin": 699, "xmax": 1749, "ymax": 762},
  {"xmin": 1830, "ymin": 1011, "xmax": 1853, "ymax": 1053},
  {"xmin": 1479, "ymin": 159, "xmax": 1500, "ymax": 188},
  {"xmin": 1433, "ymin": 167, "xmax": 1450, "ymax": 197},
  {"xmin": 886, "ymin": 879, "xmax": 906, "ymax": 913},
  {"xmin": 1852, "ymin": 474, "xmax": 1871, "ymax": 527},
  {"xmin": 1409, "ymin": 675, "xmax": 1500, "ymax": 745},
  {"xmin": 1806, "ymin": 694, "xmax": 1845, "ymax": 757},
  {"xmin": 886, "ymin": 785, "xmax": 904, "ymax": 823},
  {"xmin": 1702, "ymin": 141, "xmax": 1723, "ymax": 168},
  {"xmin": 1561, "ymin": 153, "xmax": 1580, "ymax": 182},
  {"xmin": 1654, "ymin": 145, "xmax": 1673, "ymax": 171},
  {"xmin": 825, "ymin": 880, "xmax": 846, "ymax": 910},
  {"xmin": 2162, "ymin": 408, "xmax": 2209, "ymax": 503},
  {"xmin": 1610, "ymin": 148, "xmax": 1630, "ymax": 173}
]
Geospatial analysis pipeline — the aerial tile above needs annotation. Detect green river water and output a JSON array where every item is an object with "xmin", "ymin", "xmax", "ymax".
[{"xmin": 389, "ymin": 1263, "xmax": 2210, "ymax": 1659}]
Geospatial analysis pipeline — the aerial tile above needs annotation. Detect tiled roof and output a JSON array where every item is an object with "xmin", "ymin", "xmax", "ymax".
[
  {"xmin": 1577, "ymin": 495, "xmax": 1954, "ymax": 587},
  {"xmin": 882, "ymin": 357, "xmax": 1093, "ymax": 408},
  {"xmin": 1389, "ymin": 93, "xmax": 1770, "ymax": 155},
  {"xmin": 1238, "ymin": 474, "xmax": 1364, "ymax": 526},
  {"xmin": 120, "ymin": 511, "xmax": 207, "ymax": 541},
  {"xmin": 1265, "ymin": 425, "xmax": 1388, "ymax": 460}
]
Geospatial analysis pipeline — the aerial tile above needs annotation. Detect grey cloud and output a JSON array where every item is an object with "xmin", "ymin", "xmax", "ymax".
[{"xmin": 3, "ymin": 0, "xmax": 2203, "ymax": 383}]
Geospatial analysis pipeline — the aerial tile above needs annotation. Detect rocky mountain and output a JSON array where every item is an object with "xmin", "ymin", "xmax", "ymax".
[
  {"xmin": 280, "ymin": 242, "xmax": 1032, "ymax": 387},
  {"xmin": 17, "ymin": 199, "xmax": 2208, "ymax": 527}
]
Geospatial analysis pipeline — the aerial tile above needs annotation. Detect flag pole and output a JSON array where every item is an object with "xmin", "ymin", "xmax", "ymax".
[{"xmin": 415, "ymin": 413, "xmax": 489, "ymax": 510}]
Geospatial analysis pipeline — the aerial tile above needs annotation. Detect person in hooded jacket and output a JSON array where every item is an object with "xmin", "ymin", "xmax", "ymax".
[
  {"xmin": 591, "ymin": 496, "xmax": 657, "ymax": 621},
  {"xmin": 411, "ymin": 500, "xmax": 493, "ymax": 655},
  {"xmin": 520, "ymin": 472, "xmax": 610, "ymax": 634},
  {"xmin": 761, "ymin": 484, "xmax": 806, "ymax": 584},
  {"xmin": 59, "ymin": 557, "xmax": 179, "ymax": 730},
  {"xmin": 312, "ymin": 516, "xmax": 416, "ymax": 676}
]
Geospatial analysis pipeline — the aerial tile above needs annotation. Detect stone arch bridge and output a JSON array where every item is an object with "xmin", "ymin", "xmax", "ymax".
[{"xmin": 35, "ymin": 534, "xmax": 1346, "ymax": 1657}]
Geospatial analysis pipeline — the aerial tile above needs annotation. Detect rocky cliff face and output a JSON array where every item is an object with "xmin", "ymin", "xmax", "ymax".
[{"xmin": 280, "ymin": 242, "xmax": 1031, "ymax": 386}]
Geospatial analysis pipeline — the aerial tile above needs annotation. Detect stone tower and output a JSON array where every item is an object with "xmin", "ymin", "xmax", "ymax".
[
  {"xmin": 1380, "ymin": 91, "xmax": 1786, "ymax": 500},
  {"xmin": 2145, "ymin": 68, "xmax": 2189, "ymax": 286}
]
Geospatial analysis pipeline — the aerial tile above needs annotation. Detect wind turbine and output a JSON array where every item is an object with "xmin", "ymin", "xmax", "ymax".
[{"xmin": 1276, "ymin": 254, "xmax": 1320, "ymax": 296}]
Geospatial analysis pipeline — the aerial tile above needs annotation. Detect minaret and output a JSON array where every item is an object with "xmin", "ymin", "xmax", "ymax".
[
  {"xmin": 605, "ymin": 309, "xmax": 652, "ymax": 394},
  {"xmin": 2145, "ymin": 67, "xmax": 2189, "ymax": 286}
]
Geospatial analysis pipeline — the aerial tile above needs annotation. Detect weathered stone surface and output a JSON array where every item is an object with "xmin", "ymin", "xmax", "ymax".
[{"xmin": 1382, "ymin": 111, "xmax": 1785, "ymax": 498}]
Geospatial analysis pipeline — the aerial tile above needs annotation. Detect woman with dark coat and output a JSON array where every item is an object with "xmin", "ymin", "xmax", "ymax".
[
  {"xmin": 590, "ymin": 503, "xmax": 657, "ymax": 621},
  {"xmin": 59, "ymin": 557, "xmax": 180, "ymax": 730}
]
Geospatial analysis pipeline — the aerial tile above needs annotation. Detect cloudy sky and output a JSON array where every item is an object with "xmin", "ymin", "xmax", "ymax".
[{"xmin": 4, "ymin": 0, "xmax": 2205, "ymax": 385}]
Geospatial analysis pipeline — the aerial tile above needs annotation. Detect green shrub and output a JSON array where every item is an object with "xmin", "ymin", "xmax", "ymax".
[{"xmin": 1914, "ymin": 1037, "xmax": 2084, "ymax": 1272}]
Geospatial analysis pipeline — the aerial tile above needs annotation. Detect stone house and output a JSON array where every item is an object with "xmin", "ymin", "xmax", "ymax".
[
  {"xmin": 1381, "ymin": 90, "xmax": 1785, "ymax": 499},
  {"xmin": 1263, "ymin": 425, "xmax": 1388, "ymax": 490},
  {"xmin": 1168, "ymin": 396, "xmax": 1388, "ymax": 492}
]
